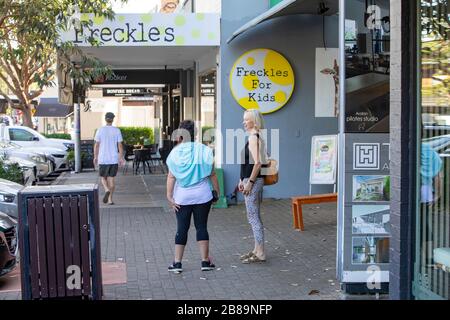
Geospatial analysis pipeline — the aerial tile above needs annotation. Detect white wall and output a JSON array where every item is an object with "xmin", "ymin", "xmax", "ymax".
[
  {"xmin": 194, "ymin": 0, "xmax": 221, "ymax": 13},
  {"xmin": 81, "ymin": 98, "xmax": 121, "ymax": 139},
  {"xmin": 120, "ymin": 105, "xmax": 155, "ymax": 128}
]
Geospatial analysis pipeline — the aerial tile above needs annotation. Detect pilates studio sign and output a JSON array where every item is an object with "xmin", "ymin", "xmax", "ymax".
[
  {"xmin": 230, "ymin": 49, "xmax": 295, "ymax": 114},
  {"xmin": 60, "ymin": 13, "xmax": 220, "ymax": 46}
]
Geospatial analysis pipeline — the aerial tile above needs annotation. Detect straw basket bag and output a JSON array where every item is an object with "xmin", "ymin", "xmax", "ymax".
[{"xmin": 262, "ymin": 158, "xmax": 278, "ymax": 186}]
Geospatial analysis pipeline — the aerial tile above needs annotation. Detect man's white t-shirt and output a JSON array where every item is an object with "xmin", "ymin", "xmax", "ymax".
[{"xmin": 94, "ymin": 126, "xmax": 123, "ymax": 165}]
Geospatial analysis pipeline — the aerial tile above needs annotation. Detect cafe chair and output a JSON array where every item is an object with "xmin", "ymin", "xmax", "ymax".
[
  {"xmin": 122, "ymin": 144, "xmax": 136, "ymax": 174},
  {"xmin": 133, "ymin": 148, "xmax": 153, "ymax": 175},
  {"xmin": 149, "ymin": 143, "xmax": 166, "ymax": 173}
]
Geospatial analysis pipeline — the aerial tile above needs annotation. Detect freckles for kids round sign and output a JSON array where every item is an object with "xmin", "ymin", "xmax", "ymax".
[{"xmin": 229, "ymin": 48, "xmax": 295, "ymax": 114}]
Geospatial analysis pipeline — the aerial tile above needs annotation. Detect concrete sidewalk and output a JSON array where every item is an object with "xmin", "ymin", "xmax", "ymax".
[
  {"xmin": 1, "ymin": 170, "xmax": 346, "ymax": 300},
  {"xmin": 55, "ymin": 170, "xmax": 169, "ymax": 209}
]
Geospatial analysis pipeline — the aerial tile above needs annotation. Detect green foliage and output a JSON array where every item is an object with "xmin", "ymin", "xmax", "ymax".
[
  {"xmin": 383, "ymin": 176, "xmax": 390, "ymax": 200},
  {"xmin": 201, "ymin": 126, "xmax": 215, "ymax": 143},
  {"xmin": 66, "ymin": 149, "xmax": 88, "ymax": 170},
  {"xmin": 420, "ymin": 0, "xmax": 450, "ymax": 41},
  {"xmin": 66, "ymin": 149, "xmax": 74, "ymax": 162},
  {"xmin": 420, "ymin": 1, "xmax": 450, "ymax": 104},
  {"xmin": 43, "ymin": 133, "xmax": 72, "ymax": 140},
  {"xmin": 0, "ymin": 0, "xmax": 125, "ymax": 127},
  {"xmin": 0, "ymin": 159, "xmax": 24, "ymax": 185},
  {"xmin": 67, "ymin": 149, "xmax": 88, "ymax": 162},
  {"xmin": 119, "ymin": 127, "xmax": 154, "ymax": 146}
]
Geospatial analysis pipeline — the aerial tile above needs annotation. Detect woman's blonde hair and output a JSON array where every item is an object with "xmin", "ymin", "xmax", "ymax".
[{"xmin": 245, "ymin": 109, "xmax": 265, "ymax": 130}]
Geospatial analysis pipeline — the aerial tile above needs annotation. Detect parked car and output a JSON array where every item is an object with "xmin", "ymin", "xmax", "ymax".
[
  {"xmin": 0, "ymin": 178, "xmax": 22, "ymax": 219},
  {"xmin": 3, "ymin": 157, "xmax": 37, "ymax": 186},
  {"xmin": 0, "ymin": 141, "xmax": 53, "ymax": 178},
  {"xmin": 0, "ymin": 124, "xmax": 74, "ymax": 150},
  {"xmin": 0, "ymin": 211, "xmax": 18, "ymax": 277},
  {"xmin": 0, "ymin": 124, "xmax": 73, "ymax": 171}
]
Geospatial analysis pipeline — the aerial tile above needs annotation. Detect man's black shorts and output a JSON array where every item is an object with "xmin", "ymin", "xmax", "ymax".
[{"xmin": 99, "ymin": 164, "xmax": 119, "ymax": 177}]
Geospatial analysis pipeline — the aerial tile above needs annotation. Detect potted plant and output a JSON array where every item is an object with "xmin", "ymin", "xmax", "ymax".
[
  {"xmin": 67, "ymin": 150, "xmax": 89, "ymax": 171},
  {"xmin": 67, "ymin": 150, "xmax": 75, "ymax": 170}
]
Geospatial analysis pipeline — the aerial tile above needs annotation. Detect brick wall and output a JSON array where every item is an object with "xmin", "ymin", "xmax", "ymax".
[{"xmin": 389, "ymin": 0, "xmax": 416, "ymax": 300}]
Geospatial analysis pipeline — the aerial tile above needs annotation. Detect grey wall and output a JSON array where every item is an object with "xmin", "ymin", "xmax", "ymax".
[{"xmin": 221, "ymin": 0, "xmax": 339, "ymax": 199}]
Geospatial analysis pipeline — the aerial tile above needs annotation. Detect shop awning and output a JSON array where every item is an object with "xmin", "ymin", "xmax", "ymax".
[
  {"xmin": 227, "ymin": 0, "xmax": 338, "ymax": 43},
  {"xmin": 35, "ymin": 98, "xmax": 73, "ymax": 118},
  {"xmin": 0, "ymin": 95, "xmax": 38, "ymax": 105}
]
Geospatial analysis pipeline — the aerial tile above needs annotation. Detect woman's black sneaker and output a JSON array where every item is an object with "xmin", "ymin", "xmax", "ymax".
[
  {"xmin": 201, "ymin": 259, "xmax": 215, "ymax": 271},
  {"xmin": 168, "ymin": 262, "xmax": 183, "ymax": 273}
]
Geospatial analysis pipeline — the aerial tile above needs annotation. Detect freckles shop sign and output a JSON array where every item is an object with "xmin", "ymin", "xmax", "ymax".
[
  {"xmin": 229, "ymin": 49, "xmax": 295, "ymax": 114},
  {"xmin": 60, "ymin": 13, "xmax": 220, "ymax": 46}
]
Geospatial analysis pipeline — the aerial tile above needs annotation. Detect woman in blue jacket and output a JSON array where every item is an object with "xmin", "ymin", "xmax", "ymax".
[{"xmin": 166, "ymin": 120, "xmax": 220, "ymax": 273}]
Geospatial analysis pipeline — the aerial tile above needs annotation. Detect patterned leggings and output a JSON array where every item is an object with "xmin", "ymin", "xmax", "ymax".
[{"xmin": 243, "ymin": 178, "xmax": 264, "ymax": 245}]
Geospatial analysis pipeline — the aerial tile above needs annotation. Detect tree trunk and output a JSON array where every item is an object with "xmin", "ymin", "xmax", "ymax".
[{"xmin": 20, "ymin": 104, "xmax": 33, "ymax": 128}]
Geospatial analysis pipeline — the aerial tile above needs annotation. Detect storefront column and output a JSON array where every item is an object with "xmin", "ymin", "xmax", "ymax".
[
  {"xmin": 194, "ymin": 61, "xmax": 201, "ymax": 141},
  {"xmin": 389, "ymin": 0, "xmax": 417, "ymax": 300},
  {"xmin": 337, "ymin": 0, "xmax": 346, "ymax": 282}
]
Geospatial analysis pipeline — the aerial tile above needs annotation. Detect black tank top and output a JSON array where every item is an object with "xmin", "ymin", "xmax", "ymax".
[{"xmin": 240, "ymin": 133, "xmax": 263, "ymax": 180}]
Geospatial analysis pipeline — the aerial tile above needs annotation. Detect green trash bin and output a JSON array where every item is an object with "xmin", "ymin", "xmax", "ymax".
[{"xmin": 213, "ymin": 168, "xmax": 228, "ymax": 209}]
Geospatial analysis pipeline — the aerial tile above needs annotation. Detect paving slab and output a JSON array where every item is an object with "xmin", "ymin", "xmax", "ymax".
[{"xmin": 0, "ymin": 169, "xmax": 381, "ymax": 300}]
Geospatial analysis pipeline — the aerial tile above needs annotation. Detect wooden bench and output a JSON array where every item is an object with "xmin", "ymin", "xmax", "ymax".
[{"xmin": 291, "ymin": 193, "xmax": 338, "ymax": 231}]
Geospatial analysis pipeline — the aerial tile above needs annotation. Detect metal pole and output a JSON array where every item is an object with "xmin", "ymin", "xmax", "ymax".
[
  {"xmin": 337, "ymin": 0, "xmax": 346, "ymax": 282},
  {"xmin": 74, "ymin": 95, "xmax": 81, "ymax": 173}
]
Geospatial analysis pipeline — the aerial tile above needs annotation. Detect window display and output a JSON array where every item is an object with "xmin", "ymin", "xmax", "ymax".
[{"xmin": 414, "ymin": 0, "xmax": 450, "ymax": 300}]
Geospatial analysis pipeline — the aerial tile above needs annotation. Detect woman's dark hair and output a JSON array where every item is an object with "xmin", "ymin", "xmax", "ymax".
[{"xmin": 178, "ymin": 120, "xmax": 195, "ymax": 142}]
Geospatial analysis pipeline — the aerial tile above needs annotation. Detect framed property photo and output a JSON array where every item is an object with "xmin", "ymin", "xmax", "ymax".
[
  {"xmin": 309, "ymin": 135, "xmax": 338, "ymax": 185},
  {"xmin": 352, "ymin": 175, "xmax": 390, "ymax": 202},
  {"xmin": 352, "ymin": 236, "xmax": 390, "ymax": 264},
  {"xmin": 352, "ymin": 205, "xmax": 390, "ymax": 234}
]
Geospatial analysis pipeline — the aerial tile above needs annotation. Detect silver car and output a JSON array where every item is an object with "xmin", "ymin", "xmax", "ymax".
[
  {"xmin": 0, "ymin": 178, "xmax": 22, "ymax": 219},
  {"xmin": 0, "ymin": 211, "xmax": 18, "ymax": 277},
  {"xmin": 0, "ymin": 141, "xmax": 52, "ymax": 178},
  {"xmin": 32, "ymin": 146, "xmax": 68, "ymax": 172}
]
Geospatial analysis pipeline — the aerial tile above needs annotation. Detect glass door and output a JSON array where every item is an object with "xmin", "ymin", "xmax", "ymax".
[
  {"xmin": 414, "ymin": 0, "xmax": 450, "ymax": 300},
  {"xmin": 199, "ymin": 70, "xmax": 216, "ymax": 147}
]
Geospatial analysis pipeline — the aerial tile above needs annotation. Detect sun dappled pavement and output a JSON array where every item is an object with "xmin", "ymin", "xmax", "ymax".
[{"xmin": 0, "ymin": 171, "xmax": 345, "ymax": 300}]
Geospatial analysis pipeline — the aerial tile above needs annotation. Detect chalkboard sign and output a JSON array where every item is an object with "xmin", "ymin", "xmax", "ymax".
[{"xmin": 80, "ymin": 140, "xmax": 95, "ymax": 170}]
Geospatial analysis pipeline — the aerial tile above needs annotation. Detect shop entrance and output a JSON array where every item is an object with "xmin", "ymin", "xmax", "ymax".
[
  {"xmin": 73, "ymin": 66, "xmax": 203, "ymax": 163},
  {"xmin": 226, "ymin": 0, "xmax": 391, "ymax": 294}
]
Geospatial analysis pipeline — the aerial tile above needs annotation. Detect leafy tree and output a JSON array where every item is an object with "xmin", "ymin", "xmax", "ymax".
[
  {"xmin": 420, "ymin": 0, "xmax": 449, "ymax": 104},
  {"xmin": 0, "ymin": 0, "xmax": 124, "ymax": 127},
  {"xmin": 421, "ymin": 0, "xmax": 450, "ymax": 41}
]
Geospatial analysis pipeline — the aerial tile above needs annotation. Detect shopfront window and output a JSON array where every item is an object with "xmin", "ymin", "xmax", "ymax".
[
  {"xmin": 339, "ymin": 0, "xmax": 391, "ymax": 290},
  {"xmin": 199, "ymin": 70, "xmax": 216, "ymax": 147},
  {"xmin": 415, "ymin": 0, "xmax": 450, "ymax": 300}
]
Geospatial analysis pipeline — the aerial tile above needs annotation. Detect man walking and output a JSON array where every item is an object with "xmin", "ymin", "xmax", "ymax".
[{"xmin": 93, "ymin": 112, "xmax": 124, "ymax": 205}]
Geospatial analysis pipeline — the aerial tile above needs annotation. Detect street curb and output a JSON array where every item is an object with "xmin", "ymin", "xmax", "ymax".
[{"xmin": 52, "ymin": 171, "xmax": 70, "ymax": 185}]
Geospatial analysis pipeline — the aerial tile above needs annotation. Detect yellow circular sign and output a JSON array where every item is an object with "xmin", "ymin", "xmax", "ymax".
[{"xmin": 229, "ymin": 48, "xmax": 295, "ymax": 114}]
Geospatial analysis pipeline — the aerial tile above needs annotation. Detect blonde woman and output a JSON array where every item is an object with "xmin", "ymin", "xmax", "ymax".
[{"xmin": 239, "ymin": 109, "xmax": 267, "ymax": 263}]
